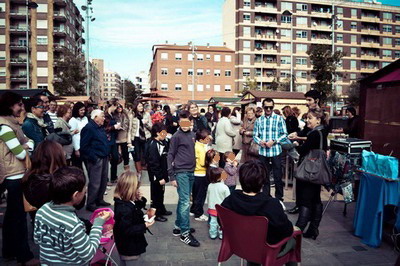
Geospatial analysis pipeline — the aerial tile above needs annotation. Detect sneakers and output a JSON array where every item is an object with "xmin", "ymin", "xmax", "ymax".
[
  {"xmin": 189, "ymin": 212, "xmax": 195, "ymax": 217},
  {"xmin": 180, "ymin": 233, "xmax": 200, "ymax": 247},
  {"xmin": 173, "ymin": 228, "xmax": 195, "ymax": 236},
  {"xmin": 194, "ymin": 214, "xmax": 208, "ymax": 222}
]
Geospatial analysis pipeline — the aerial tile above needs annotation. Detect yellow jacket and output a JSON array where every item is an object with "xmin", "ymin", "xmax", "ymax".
[{"xmin": 194, "ymin": 141, "xmax": 207, "ymax": 176}]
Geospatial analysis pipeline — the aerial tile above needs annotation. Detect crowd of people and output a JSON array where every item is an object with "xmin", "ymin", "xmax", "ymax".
[{"xmin": 0, "ymin": 89, "xmax": 358, "ymax": 265}]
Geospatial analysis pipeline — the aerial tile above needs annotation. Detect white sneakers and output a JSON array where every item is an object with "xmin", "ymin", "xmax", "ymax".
[{"xmin": 194, "ymin": 214, "xmax": 208, "ymax": 222}]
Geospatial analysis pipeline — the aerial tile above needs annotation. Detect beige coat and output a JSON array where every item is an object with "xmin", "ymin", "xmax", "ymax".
[
  {"xmin": 54, "ymin": 118, "xmax": 74, "ymax": 160},
  {"xmin": 215, "ymin": 116, "xmax": 236, "ymax": 153},
  {"xmin": 116, "ymin": 110, "xmax": 130, "ymax": 144},
  {"xmin": 230, "ymin": 115, "xmax": 243, "ymax": 151},
  {"xmin": 128, "ymin": 111, "xmax": 152, "ymax": 142}
]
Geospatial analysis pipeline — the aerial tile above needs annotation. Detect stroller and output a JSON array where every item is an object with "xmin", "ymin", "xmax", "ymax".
[{"xmin": 90, "ymin": 208, "xmax": 118, "ymax": 265}]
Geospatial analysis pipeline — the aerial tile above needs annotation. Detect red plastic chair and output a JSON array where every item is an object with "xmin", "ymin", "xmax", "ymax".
[{"xmin": 216, "ymin": 205, "xmax": 302, "ymax": 266}]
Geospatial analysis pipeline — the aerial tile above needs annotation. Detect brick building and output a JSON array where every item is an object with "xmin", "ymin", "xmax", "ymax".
[
  {"xmin": 149, "ymin": 44, "xmax": 236, "ymax": 103},
  {"xmin": 223, "ymin": 0, "xmax": 400, "ymax": 95}
]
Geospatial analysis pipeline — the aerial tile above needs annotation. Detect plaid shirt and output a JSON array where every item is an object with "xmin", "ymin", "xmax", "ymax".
[{"xmin": 253, "ymin": 113, "xmax": 288, "ymax": 157}]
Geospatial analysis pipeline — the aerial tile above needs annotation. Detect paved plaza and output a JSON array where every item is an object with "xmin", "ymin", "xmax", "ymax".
[{"xmin": 0, "ymin": 163, "xmax": 399, "ymax": 265}]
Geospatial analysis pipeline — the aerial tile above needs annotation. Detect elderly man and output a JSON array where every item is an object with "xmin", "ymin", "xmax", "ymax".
[{"xmin": 80, "ymin": 109, "xmax": 111, "ymax": 212}]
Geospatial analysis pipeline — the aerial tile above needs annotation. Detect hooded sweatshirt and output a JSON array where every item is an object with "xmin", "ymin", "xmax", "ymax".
[
  {"xmin": 221, "ymin": 190, "xmax": 293, "ymax": 244},
  {"xmin": 167, "ymin": 128, "xmax": 196, "ymax": 180}
]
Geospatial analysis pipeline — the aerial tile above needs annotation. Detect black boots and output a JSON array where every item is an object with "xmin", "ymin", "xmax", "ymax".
[
  {"xmin": 295, "ymin": 206, "xmax": 312, "ymax": 231},
  {"xmin": 303, "ymin": 203, "xmax": 323, "ymax": 240},
  {"xmin": 287, "ymin": 205, "xmax": 299, "ymax": 214}
]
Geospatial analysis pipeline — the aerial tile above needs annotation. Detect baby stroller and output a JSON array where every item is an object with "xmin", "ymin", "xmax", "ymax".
[{"xmin": 90, "ymin": 208, "xmax": 118, "ymax": 265}]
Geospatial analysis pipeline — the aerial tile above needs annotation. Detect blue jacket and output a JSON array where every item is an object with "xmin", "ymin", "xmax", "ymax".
[
  {"xmin": 80, "ymin": 120, "xmax": 111, "ymax": 163},
  {"xmin": 22, "ymin": 117, "xmax": 47, "ymax": 149}
]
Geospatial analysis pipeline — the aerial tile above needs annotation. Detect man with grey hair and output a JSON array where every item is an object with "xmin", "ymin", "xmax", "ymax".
[{"xmin": 80, "ymin": 109, "xmax": 111, "ymax": 212}]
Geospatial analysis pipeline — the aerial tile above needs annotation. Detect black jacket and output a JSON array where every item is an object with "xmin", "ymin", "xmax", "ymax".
[
  {"xmin": 80, "ymin": 120, "xmax": 111, "ymax": 163},
  {"xmin": 343, "ymin": 115, "xmax": 362, "ymax": 139},
  {"xmin": 114, "ymin": 197, "xmax": 148, "ymax": 256},
  {"xmin": 147, "ymin": 138, "xmax": 169, "ymax": 183},
  {"xmin": 221, "ymin": 191, "xmax": 293, "ymax": 244},
  {"xmin": 297, "ymin": 125, "xmax": 328, "ymax": 159},
  {"xmin": 285, "ymin": 115, "xmax": 299, "ymax": 134},
  {"xmin": 192, "ymin": 115, "xmax": 209, "ymax": 132},
  {"xmin": 43, "ymin": 113, "xmax": 55, "ymax": 134}
]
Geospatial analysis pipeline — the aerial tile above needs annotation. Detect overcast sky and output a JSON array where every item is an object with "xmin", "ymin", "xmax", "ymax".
[{"xmin": 74, "ymin": 0, "xmax": 400, "ymax": 80}]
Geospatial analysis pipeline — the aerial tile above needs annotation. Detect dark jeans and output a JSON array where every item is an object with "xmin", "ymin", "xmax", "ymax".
[
  {"xmin": 149, "ymin": 176, "xmax": 167, "ymax": 216},
  {"xmin": 259, "ymin": 154, "xmax": 284, "ymax": 201},
  {"xmin": 175, "ymin": 172, "xmax": 195, "ymax": 235},
  {"xmin": 86, "ymin": 157, "xmax": 109, "ymax": 207},
  {"xmin": 1, "ymin": 179, "xmax": 34, "ymax": 263},
  {"xmin": 110, "ymin": 143, "xmax": 119, "ymax": 182},
  {"xmin": 296, "ymin": 179, "xmax": 322, "ymax": 209},
  {"xmin": 118, "ymin": 142, "xmax": 129, "ymax": 166},
  {"xmin": 190, "ymin": 176, "xmax": 208, "ymax": 217}
]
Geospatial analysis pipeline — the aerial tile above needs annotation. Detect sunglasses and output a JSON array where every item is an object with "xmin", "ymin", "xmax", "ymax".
[
  {"xmin": 34, "ymin": 105, "xmax": 45, "ymax": 109},
  {"xmin": 263, "ymin": 106, "xmax": 274, "ymax": 110}
]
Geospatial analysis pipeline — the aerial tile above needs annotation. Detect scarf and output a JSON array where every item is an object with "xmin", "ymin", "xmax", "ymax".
[
  {"xmin": 136, "ymin": 112, "xmax": 146, "ymax": 140},
  {"xmin": 27, "ymin": 112, "xmax": 47, "ymax": 128}
]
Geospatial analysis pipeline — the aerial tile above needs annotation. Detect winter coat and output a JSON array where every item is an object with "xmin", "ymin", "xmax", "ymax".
[
  {"xmin": 230, "ymin": 115, "xmax": 242, "ymax": 150},
  {"xmin": 147, "ymin": 138, "xmax": 169, "ymax": 183},
  {"xmin": 215, "ymin": 117, "xmax": 236, "ymax": 153},
  {"xmin": 22, "ymin": 116, "xmax": 47, "ymax": 149}
]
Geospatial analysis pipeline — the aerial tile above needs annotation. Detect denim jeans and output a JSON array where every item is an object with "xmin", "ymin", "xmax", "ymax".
[
  {"xmin": 259, "ymin": 154, "xmax": 284, "ymax": 201},
  {"xmin": 209, "ymin": 215, "xmax": 222, "ymax": 239},
  {"xmin": 175, "ymin": 171, "xmax": 194, "ymax": 235}
]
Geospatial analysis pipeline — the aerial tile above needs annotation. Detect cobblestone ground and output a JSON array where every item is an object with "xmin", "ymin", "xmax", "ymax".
[{"xmin": 0, "ymin": 162, "xmax": 398, "ymax": 265}]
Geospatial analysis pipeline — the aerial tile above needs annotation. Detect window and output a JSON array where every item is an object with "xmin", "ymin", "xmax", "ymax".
[
  {"xmin": 337, "ymin": 7, "xmax": 343, "ymax": 15},
  {"xmin": 175, "ymin": 53, "xmax": 182, "ymax": 60},
  {"xmin": 383, "ymin": 50, "xmax": 392, "ymax": 57},
  {"xmin": 225, "ymin": 70, "xmax": 232, "ymax": 77},
  {"xmin": 37, "ymin": 36, "xmax": 48, "ymax": 45},
  {"xmin": 296, "ymin": 3, "xmax": 307, "ymax": 11},
  {"xmin": 37, "ymin": 52, "xmax": 48, "ymax": 61},
  {"xmin": 351, "ymin": 47, "xmax": 357, "ymax": 55},
  {"xmin": 243, "ymin": 13, "xmax": 251, "ymax": 21},
  {"xmin": 188, "ymin": 54, "xmax": 194, "ymax": 61},
  {"xmin": 244, "ymin": 0, "xmax": 251, "ymax": 7},
  {"xmin": 243, "ymin": 27, "xmax": 251, "ymax": 36},
  {"xmin": 296, "ymin": 17, "xmax": 307, "ymax": 25},
  {"xmin": 351, "ymin": 22, "xmax": 357, "ymax": 30},
  {"xmin": 188, "ymin": 69, "xmax": 193, "ymax": 76},
  {"xmin": 175, "ymin": 84, "xmax": 182, "ymax": 91},
  {"xmin": 297, "ymin": 85, "xmax": 307, "ymax": 92},
  {"xmin": 214, "ymin": 85, "xmax": 221, "ymax": 92},
  {"xmin": 225, "ymin": 85, "xmax": 232, "ymax": 92},
  {"xmin": 296, "ymin": 57, "xmax": 307, "ymax": 65},
  {"xmin": 161, "ymin": 53, "xmax": 168, "ymax": 60},
  {"xmin": 243, "ymin": 55, "xmax": 251, "ymax": 63},
  {"xmin": 296, "ymin": 31, "xmax": 307, "ymax": 38},
  {"xmin": 383, "ymin": 37, "xmax": 392, "ymax": 45},
  {"xmin": 336, "ymin": 34, "xmax": 343, "ymax": 41},
  {"xmin": 175, "ymin": 68, "xmax": 182, "ymax": 76},
  {"xmin": 214, "ymin": 69, "xmax": 221, "ymax": 76},
  {"xmin": 396, "ymin": 14, "xmax": 400, "ymax": 21},
  {"xmin": 281, "ymin": 15, "xmax": 292, "ymax": 23},
  {"xmin": 0, "ymin": 51, "xmax": 5, "ymax": 60},
  {"xmin": 243, "ymin": 40, "xmax": 251, "ymax": 49},
  {"xmin": 351, "ymin": 60, "xmax": 357, "ymax": 69},
  {"xmin": 243, "ymin": 69, "xmax": 251, "ymax": 77},
  {"xmin": 197, "ymin": 69, "xmax": 204, "ymax": 76},
  {"xmin": 396, "ymin": 39, "xmax": 400, "ymax": 46},
  {"xmin": 197, "ymin": 54, "xmax": 204, "ymax": 61},
  {"xmin": 225, "ymin": 55, "xmax": 232, "ymax": 62},
  {"xmin": 214, "ymin": 54, "xmax": 221, "ymax": 62},
  {"xmin": 281, "ymin": 2, "xmax": 293, "ymax": 11},
  {"xmin": 351, "ymin": 35, "xmax": 357, "ymax": 43},
  {"xmin": 37, "ymin": 20, "xmax": 48, "ymax": 29},
  {"xmin": 37, "ymin": 3, "xmax": 48, "ymax": 13},
  {"xmin": 296, "ymin": 44, "xmax": 307, "ymax": 52},
  {"xmin": 383, "ymin": 12, "xmax": 392, "ymax": 20},
  {"xmin": 281, "ymin": 29, "xmax": 291, "ymax": 37},
  {"xmin": 336, "ymin": 47, "xmax": 343, "ymax": 52},
  {"xmin": 382, "ymin": 62, "xmax": 390, "ymax": 67},
  {"xmin": 351, "ymin": 9, "xmax": 357, "ymax": 17},
  {"xmin": 206, "ymin": 54, "xmax": 211, "ymax": 60},
  {"xmin": 188, "ymin": 85, "xmax": 194, "ymax": 92},
  {"xmin": 396, "ymin": 26, "xmax": 400, "ymax": 34},
  {"xmin": 37, "ymin": 67, "xmax": 48, "ymax": 77},
  {"xmin": 383, "ymin": 25, "xmax": 392, "ymax": 33},
  {"xmin": 350, "ymin": 73, "xmax": 357, "ymax": 80},
  {"xmin": 161, "ymin": 84, "xmax": 168, "ymax": 91},
  {"xmin": 206, "ymin": 84, "xmax": 211, "ymax": 90},
  {"xmin": 395, "ymin": 51, "xmax": 400, "ymax": 58},
  {"xmin": 206, "ymin": 69, "xmax": 211, "ymax": 75},
  {"xmin": 197, "ymin": 84, "xmax": 204, "ymax": 91},
  {"xmin": 161, "ymin": 68, "xmax": 168, "ymax": 75},
  {"xmin": 296, "ymin": 71, "xmax": 307, "ymax": 79},
  {"xmin": 281, "ymin": 43, "xmax": 291, "ymax": 51},
  {"xmin": 281, "ymin": 56, "xmax": 291, "ymax": 64}
]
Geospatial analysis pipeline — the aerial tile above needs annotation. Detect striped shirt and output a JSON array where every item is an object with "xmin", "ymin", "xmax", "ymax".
[
  {"xmin": 253, "ymin": 113, "xmax": 288, "ymax": 157},
  {"xmin": 0, "ymin": 125, "xmax": 33, "ymax": 180},
  {"xmin": 34, "ymin": 202, "xmax": 105, "ymax": 265},
  {"xmin": 47, "ymin": 111, "xmax": 58, "ymax": 125}
]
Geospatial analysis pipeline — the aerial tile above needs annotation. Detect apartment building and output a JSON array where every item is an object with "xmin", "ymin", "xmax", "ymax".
[
  {"xmin": 223, "ymin": 0, "xmax": 400, "ymax": 95},
  {"xmin": 0, "ymin": 0, "xmax": 84, "ymax": 92},
  {"xmin": 92, "ymin": 58, "xmax": 104, "ymax": 99},
  {"xmin": 103, "ymin": 70, "xmax": 122, "ymax": 101},
  {"xmin": 149, "ymin": 44, "xmax": 236, "ymax": 103},
  {"xmin": 134, "ymin": 70, "xmax": 150, "ymax": 93}
]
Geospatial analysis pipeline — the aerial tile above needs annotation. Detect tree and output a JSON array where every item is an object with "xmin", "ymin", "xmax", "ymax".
[
  {"xmin": 346, "ymin": 81, "xmax": 361, "ymax": 107},
  {"xmin": 307, "ymin": 44, "xmax": 344, "ymax": 102},
  {"xmin": 53, "ymin": 48, "xmax": 86, "ymax": 96},
  {"xmin": 241, "ymin": 77, "xmax": 258, "ymax": 94},
  {"xmin": 268, "ymin": 77, "xmax": 280, "ymax": 91},
  {"xmin": 124, "ymin": 79, "xmax": 142, "ymax": 104}
]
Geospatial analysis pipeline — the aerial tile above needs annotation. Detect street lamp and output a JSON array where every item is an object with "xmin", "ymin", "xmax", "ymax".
[
  {"xmin": 282, "ymin": 10, "xmax": 293, "ymax": 92},
  {"xmin": 189, "ymin": 41, "xmax": 197, "ymax": 101},
  {"xmin": 81, "ymin": 0, "xmax": 95, "ymax": 97},
  {"xmin": 26, "ymin": 0, "xmax": 38, "ymax": 90}
]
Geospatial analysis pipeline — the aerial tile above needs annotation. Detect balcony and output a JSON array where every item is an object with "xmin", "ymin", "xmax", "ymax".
[
  {"xmin": 311, "ymin": 38, "xmax": 331, "ymax": 45},
  {"xmin": 254, "ymin": 3, "xmax": 278, "ymax": 13},
  {"xmin": 255, "ymin": 76, "xmax": 275, "ymax": 82},
  {"xmin": 53, "ymin": 11, "xmax": 67, "ymax": 21},
  {"xmin": 53, "ymin": 27, "xmax": 67, "ymax": 35},
  {"xmin": 10, "ymin": 74, "xmax": 27, "ymax": 82},
  {"xmin": 53, "ymin": 43, "xmax": 67, "ymax": 51},
  {"xmin": 255, "ymin": 48, "xmax": 278, "ymax": 55},
  {"xmin": 361, "ymin": 15, "xmax": 380, "ymax": 23},
  {"xmin": 254, "ymin": 18, "xmax": 278, "ymax": 27},
  {"xmin": 361, "ymin": 41, "xmax": 380, "ymax": 48},
  {"xmin": 360, "ymin": 67, "xmax": 379, "ymax": 73},
  {"xmin": 361, "ymin": 28, "xmax": 380, "ymax": 35},
  {"xmin": 255, "ymin": 34, "xmax": 278, "ymax": 41},
  {"xmin": 254, "ymin": 61, "xmax": 277, "ymax": 68},
  {"xmin": 9, "ymin": 10, "xmax": 27, "ymax": 19},
  {"xmin": 9, "ymin": 25, "xmax": 29, "ymax": 35},
  {"xmin": 310, "ymin": 11, "xmax": 332, "ymax": 19},
  {"xmin": 10, "ymin": 58, "xmax": 28, "ymax": 66},
  {"xmin": 360, "ymin": 54, "xmax": 379, "ymax": 60},
  {"xmin": 9, "ymin": 43, "xmax": 27, "ymax": 50}
]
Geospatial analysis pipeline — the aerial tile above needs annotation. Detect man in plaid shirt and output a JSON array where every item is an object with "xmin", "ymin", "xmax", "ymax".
[{"xmin": 253, "ymin": 98, "xmax": 288, "ymax": 202}]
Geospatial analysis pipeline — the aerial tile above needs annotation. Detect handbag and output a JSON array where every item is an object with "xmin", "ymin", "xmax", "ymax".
[
  {"xmin": 248, "ymin": 140, "xmax": 259, "ymax": 157},
  {"xmin": 296, "ymin": 130, "xmax": 332, "ymax": 185}
]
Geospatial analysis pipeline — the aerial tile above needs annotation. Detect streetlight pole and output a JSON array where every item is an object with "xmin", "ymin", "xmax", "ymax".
[
  {"xmin": 190, "ymin": 41, "xmax": 196, "ymax": 101},
  {"xmin": 25, "ymin": 0, "xmax": 38, "ymax": 90},
  {"xmin": 331, "ymin": 2, "xmax": 336, "ymax": 115},
  {"xmin": 82, "ymin": 0, "xmax": 95, "ymax": 97},
  {"xmin": 282, "ymin": 10, "xmax": 293, "ymax": 92}
]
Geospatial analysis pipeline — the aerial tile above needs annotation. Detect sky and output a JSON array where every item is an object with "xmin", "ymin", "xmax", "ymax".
[{"xmin": 74, "ymin": 0, "xmax": 400, "ymax": 80}]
